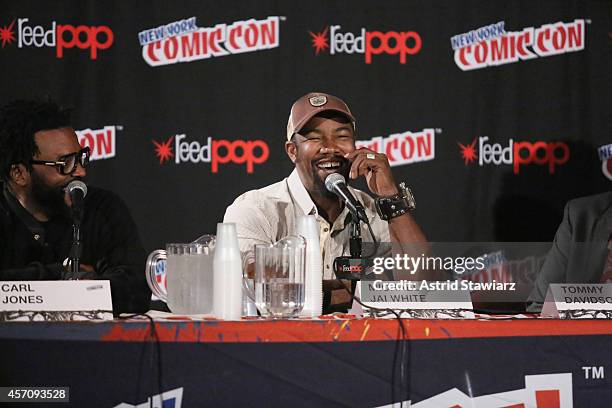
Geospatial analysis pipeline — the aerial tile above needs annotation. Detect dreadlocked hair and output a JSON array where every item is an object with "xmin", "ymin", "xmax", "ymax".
[{"xmin": 0, "ymin": 98, "xmax": 72, "ymax": 181}]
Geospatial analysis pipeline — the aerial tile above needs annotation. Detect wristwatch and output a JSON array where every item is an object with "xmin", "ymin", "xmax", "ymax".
[{"xmin": 375, "ymin": 182, "xmax": 416, "ymax": 221}]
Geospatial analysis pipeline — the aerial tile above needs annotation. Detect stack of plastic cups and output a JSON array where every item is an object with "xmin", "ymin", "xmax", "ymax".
[
  {"xmin": 212, "ymin": 223, "xmax": 242, "ymax": 320},
  {"xmin": 296, "ymin": 215, "xmax": 323, "ymax": 318}
]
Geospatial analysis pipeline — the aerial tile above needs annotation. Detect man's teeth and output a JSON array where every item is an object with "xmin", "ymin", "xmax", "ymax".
[{"xmin": 319, "ymin": 162, "xmax": 341, "ymax": 168}]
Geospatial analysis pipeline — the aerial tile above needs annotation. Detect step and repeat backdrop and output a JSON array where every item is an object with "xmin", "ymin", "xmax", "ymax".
[{"xmin": 1, "ymin": 0, "xmax": 610, "ymax": 252}]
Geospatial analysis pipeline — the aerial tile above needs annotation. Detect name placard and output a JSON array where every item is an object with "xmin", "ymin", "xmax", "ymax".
[
  {"xmin": 0, "ymin": 281, "xmax": 113, "ymax": 321},
  {"xmin": 541, "ymin": 283, "xmax": 612, "ymax": 319},
  {"xmin": 350, "ymin": 280, "xmax": 474, "ymax": 319}
]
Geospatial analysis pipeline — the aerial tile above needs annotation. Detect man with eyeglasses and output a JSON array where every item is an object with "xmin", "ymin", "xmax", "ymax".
[{"xmin": 0, "ymin": 99, "xmax": 150, "ymax": 315}]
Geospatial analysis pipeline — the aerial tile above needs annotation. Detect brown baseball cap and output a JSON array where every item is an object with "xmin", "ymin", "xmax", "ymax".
[{"xmin": 286, "ymin": 92, "xmax": 356, "ymax": 141}]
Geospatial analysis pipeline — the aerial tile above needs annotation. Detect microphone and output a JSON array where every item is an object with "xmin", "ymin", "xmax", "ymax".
[
  {"xmin": 65, "ymin": 180, "xmax": 87, "ymax": 277},
  {"xmin": 67, "ymin": 180, "xmax": 87, "ymax": 223},
  {"xmin": 324, "ymin": 173, "xmax": 369, "ymax": 224}
]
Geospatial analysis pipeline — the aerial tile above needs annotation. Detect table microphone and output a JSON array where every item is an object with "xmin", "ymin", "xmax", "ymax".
[
  {"xmin": 324, "ymin": 173, "xmax": 369, "ymax": 223},
  {"xmin": 65, "ymin": 180, "xmax": 87, "ymax": 278},
  {"xmin": 67, "ymin": 180, "xmax": 87, "ymax": 225}
]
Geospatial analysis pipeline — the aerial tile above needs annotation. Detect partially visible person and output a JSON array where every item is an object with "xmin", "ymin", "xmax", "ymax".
[
  {"xmin": 0, "ymin": 99, "xmax": 150, "ymax": 314},
  {"xmin": 528, "ymin": 191, "xmax": 612, "ymax": 312}
]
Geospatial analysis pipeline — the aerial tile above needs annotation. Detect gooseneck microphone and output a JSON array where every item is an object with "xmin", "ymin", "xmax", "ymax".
[{"xmin": 324, "ymin": 173, "xmax": 369, "ymax": 223}]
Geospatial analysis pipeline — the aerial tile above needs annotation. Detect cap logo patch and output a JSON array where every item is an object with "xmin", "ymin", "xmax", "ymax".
[{"xmin": 309, "ymin": 95, "xmax": 327, "ymax": 107}]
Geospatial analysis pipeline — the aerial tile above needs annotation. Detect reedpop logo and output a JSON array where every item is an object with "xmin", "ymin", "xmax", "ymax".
[
  {"xmin": 152, "ymin": 134, "xmax": 269, "ymax": 173},
  {"xmin": 309, "ymin": 25, "xmax": 422, "ymax": 64},
  {"xmin": 0, "ymin": 18, "xmax": 113, "ymax": 59},
  {"xmin": 459, "ymin": 136, "xmax": 570, "ymax": 174}
]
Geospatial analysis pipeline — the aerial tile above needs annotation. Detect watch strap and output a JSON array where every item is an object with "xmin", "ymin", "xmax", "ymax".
[{"xmin": 375, "ymin": 182, "xmax": 415, "ymax": 221}]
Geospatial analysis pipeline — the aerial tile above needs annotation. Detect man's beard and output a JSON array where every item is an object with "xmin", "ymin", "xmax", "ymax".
[
  {"xmin": 311, "ymin": 175, "xmax": 337, "ymax": 199},
  {"xmin": 310, "ymin": 158, "xmax": 351, "ymax": 199},
  {"xmin": 30, "ymin": 172, "xmax": 71, "ymax": 219}
]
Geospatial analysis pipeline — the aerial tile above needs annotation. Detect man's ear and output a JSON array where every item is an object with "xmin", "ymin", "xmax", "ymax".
[
  {"xmin": 9, "ymin": 164, "xmax": 30, "ymax": 187},
  {"xmin": 285, "ymin": 141, "xmax": 297, "ymax": 163}
]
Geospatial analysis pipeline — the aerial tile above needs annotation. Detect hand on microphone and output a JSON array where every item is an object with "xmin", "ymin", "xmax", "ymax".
[{"xmin": 344, "ymin": 148, "xmax": 400, "ymax": 197}]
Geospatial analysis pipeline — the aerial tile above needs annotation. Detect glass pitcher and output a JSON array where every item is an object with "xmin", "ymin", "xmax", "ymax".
[{"xmin": 146, "ymin": 235, "xmax": 215, "ymax": 314}]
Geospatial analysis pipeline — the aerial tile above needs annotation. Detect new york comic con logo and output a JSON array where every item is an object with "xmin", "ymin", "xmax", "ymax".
[
  {"xmin": 411, "ymin": 373, "xmax": 572, "ymax": 408},
  {"xmin": 76, "ymin": 126, "xmax": 118, "ymax": 161},
  {"xmin": 459, "ymin": 136, "xmax": 570, "ymax": 174},
  {"xmin": 451, "ymin": 19, "xmax": 585, "ymax": 70},
  {"xmin": 599, "ymin": 143, "xmax": 612, "ymax": 180},
  {"xmin": 138, "ymin": 16, "xmax": 281, "ymax": 67},
  {"xmin": 0, "ymin": 18, "xmax": 113, "ymax": 59},
  {"xmin": 152, "ymin": 134, "xmax": 269, "ymax": 173},
  {"xmin": 115, "ymin": 387, "xmax": 183, "ymax": 408},
  {"xmin": 356, "ymin": 128, "xmax": 436, "ymax": 166},
  {"xmin": 309, "ymin": 24, "xmax": 422, "ymax": 64}
]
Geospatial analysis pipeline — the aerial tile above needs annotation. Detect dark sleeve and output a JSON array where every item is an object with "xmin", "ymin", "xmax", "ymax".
[
  {"xmin": 526, "ymin": 201, "xmax": 572, "ymax": 312},
  {"xmin": 0, "ymin": 262, "xmax": 64, "ymax": 280},
  {"xmin": 89, "ymin": 192, "xmax": 151, "ymax": 315},
  {"xmin": 0, "ymin": 209, "xmax": 65, "ymax": 280}
]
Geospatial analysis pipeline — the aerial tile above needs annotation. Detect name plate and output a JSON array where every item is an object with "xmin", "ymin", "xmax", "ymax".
[
  {"xmin": 350, "ymin": 280, "xmax": 474, "ymax": 319},
  {"xmin": 0, "ymin": 281, "xmax": 113, "ymax": 321},
  {"xmin": 542, "ymin": 283, "xmax": 612, "ymax": 319}
]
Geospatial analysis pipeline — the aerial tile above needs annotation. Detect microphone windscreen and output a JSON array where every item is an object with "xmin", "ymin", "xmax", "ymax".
[
  {"xmin": 67, "ymin": 180, "xmax": 88, "ymax": 198},
  {"xmin": 324, "ymin": 173, "xmax": 345, "ymax": 193}
]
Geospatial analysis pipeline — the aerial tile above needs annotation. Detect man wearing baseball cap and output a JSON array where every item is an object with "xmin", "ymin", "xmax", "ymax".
[{"xmin": 224, "ymin": 92, "xmax": 429, "ymax": 312}]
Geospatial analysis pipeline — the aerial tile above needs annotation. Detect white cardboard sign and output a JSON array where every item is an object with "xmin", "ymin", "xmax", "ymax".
[
  {"xmin": 350, "ymin": 281, "xmax": 474, "ymax": 319},
  {"xmin": 541, "ymin": 283, "xmax": 612, "ymax": 318},
  {"xmin": 0, "ymin": 280, "xmax": 113, "ymax": 321}
]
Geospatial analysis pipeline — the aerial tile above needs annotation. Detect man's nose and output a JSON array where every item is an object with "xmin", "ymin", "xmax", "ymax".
[
  {"xmin": 73, "ymin": 162, "xmax": 87, "ymax": 177},
  {"xmin": 319, "ymin": 136, "xmax": 341, "ymax": 153}
]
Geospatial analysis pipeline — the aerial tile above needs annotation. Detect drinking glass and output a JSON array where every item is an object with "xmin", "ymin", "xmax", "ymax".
[{"xmin": 254, "ymin": 236, "xmax": 306, "ymax": 318}]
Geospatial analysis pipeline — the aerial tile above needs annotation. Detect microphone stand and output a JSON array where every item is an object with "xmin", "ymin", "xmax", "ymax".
[
  {"xmin": 349, "ymin": 216, "xmax": 362, "ymax": 258},
  {"xmin": 68, "ymin": 209, "xmax": 83, "ymax": 277},
  {"xmin": 348, "ymin": 214, "xmax": 364, "ymax": 299}
]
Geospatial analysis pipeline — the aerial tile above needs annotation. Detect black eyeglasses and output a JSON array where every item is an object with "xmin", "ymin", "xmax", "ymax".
[{"xmin": 31, "ymin": 147, "xmax": 91, "ymax": 175}]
